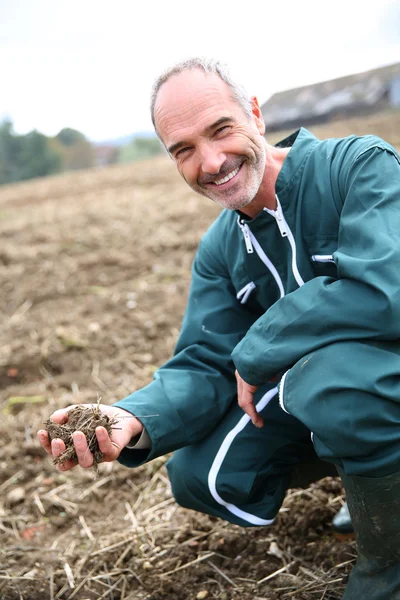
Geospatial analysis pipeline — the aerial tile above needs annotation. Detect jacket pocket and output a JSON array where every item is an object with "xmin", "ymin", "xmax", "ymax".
[
  {"xmin": 310, "ymin": 253, "xmax": 338, "ymax": 278},
  {"xmin": 305, "ymin": 236, "xmax": 338, "ymax": 278},
  {"xmin": 236, "ymin": 281, "xmax": 256, "ymax": 304}
]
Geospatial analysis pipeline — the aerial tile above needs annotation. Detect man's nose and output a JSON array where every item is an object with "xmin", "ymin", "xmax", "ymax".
[{"xmin": 199, "ymin": 146, "xmax": 226, "ymax": 175}]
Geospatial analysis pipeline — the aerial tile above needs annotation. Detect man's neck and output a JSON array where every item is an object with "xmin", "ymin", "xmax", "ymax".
[{"xmin": 240, "ymin": 146, "xmax": 290, "ymax": 218}]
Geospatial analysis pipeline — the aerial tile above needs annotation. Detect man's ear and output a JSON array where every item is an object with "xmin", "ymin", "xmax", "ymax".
[{"xmin": 250, "ymin": 96, "xmax": 266, "ymax": 135}]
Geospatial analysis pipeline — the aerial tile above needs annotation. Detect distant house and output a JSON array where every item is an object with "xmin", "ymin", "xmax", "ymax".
[
  {"xmin": 261, "ymin": 62, "xmax": 400, "ymax": 132},
  {"xmin": 94, "ymin": 144, "xmax": 119, "ymax": 167}
]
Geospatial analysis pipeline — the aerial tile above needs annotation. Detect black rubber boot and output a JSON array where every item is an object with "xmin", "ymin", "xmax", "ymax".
[
  {"xmin": 337, "ymin": 467, "xmax": 400, "ymax": 600},
  {"xmin": 332, "ymin": 502, "xmax": 354, "ymax": 535}
]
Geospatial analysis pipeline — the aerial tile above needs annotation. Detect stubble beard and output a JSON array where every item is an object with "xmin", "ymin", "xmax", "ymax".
[{"xmin": 194, "ymin": 144, "xmax": 266, "ymax": 211}]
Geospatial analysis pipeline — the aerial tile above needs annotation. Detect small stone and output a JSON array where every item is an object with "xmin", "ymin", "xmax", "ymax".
[
  {"xmin": 196, "ymin": 591, "xmax": 209, "ymax": 600},
  {"xmin": 267, "ymin": 541, "xmax": 283, "ymax": 559},
  {"xmin": 7, "ymin": 486, "xmax": 25, "ymax": 505},
  {"xmin": 142, "ymin": 561, "xmax": 153, "ymax": 570}
]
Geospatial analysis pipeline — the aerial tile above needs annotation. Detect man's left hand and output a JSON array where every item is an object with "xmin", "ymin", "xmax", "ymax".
[{"xmin": 235, "ymin": 370, "xmax": 264, "ymax": 428}]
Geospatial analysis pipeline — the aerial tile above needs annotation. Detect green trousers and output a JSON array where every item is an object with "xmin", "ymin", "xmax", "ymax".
[
  {"xmin": 167, "ymin": 384, "xmax": 334, "ymax": 526},
  {"xmin": 167, "ymin": 340, "xmax": 400, "ymax": 527}
]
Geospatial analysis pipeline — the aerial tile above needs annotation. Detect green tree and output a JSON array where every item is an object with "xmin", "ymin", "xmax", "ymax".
[
  {"xmin": 55, "ymin": 127, "xmax": 94, "ymax": 170},
  {"xmin": 0, "ymin": 119, "xmax": 22, "ymax": 184},
  {"xmin": 0, "ymin": 120, "xmax": 62, "ymax": 185},
  {"xmin": 55, "ymin": 127, "xmax": 87, "ymax": 147},
  {"xmin": 18, "ymin": 130, "xmax": 62, "ymax": 180}
]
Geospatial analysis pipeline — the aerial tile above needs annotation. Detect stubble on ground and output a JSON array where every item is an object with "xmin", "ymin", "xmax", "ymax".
[{"xmin": 3, "ymin": 109, "xmax": 397, "ymax": 599}]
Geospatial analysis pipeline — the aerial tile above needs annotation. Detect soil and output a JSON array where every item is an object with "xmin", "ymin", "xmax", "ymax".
[
  {"xmin": 1, "ymin": 114, "xmax": 398, "ymax": 600},
  {"xmin": 45, "ymin": 404, "xmax": 118, "ymax": 471}
]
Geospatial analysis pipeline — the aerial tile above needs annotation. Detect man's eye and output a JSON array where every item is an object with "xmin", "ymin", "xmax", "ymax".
[
  {"xmin": 176, "ymin": 147, "xmax": 190, "ymax": 158},
  {"xmin": 215, "ymin": 126, "xmax": 230, "ymax": 135}
]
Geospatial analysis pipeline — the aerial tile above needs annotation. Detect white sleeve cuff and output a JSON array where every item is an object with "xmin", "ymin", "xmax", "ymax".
[{"xmin": 126, "ymin": 428, "xmax": 151, "ymax": 450}]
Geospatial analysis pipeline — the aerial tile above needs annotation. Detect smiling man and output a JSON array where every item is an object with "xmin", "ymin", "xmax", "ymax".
[
  {"xmin": 153, "ymin": 67, "xmax": 271, "ymax": 215},
  {"xmin": 39, "ymin": 58, "xmax": 400, "ymax": 599}
]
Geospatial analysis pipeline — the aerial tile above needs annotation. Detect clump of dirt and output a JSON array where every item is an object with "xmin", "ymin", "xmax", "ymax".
[{"xmin": 45, "ymin": 404, "xmax": 118, "ymax": 472}]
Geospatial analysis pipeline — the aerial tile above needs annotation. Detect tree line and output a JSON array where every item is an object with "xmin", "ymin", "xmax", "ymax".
[{"xmin": 0, "ymin": 120, "xmax": 164, "ymax": 186}]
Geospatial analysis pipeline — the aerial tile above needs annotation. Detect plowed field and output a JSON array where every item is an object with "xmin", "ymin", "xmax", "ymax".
[{"xmin": 1, "ymin": 113, "xmax": 399, "ymax": 600}]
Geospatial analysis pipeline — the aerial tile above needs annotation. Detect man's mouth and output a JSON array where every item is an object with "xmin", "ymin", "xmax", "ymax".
[{"xmin": 212, "ymin": 164, "xmax": 241, "ymax": 186}]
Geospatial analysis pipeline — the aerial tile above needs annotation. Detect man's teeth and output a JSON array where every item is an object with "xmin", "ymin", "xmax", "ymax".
[{"xmin": 214, "ymin": 166, "xmax": 240, "ymax": 186}]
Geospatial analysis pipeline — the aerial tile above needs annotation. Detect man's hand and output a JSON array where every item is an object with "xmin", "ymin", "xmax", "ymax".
[
  {"xmin": 37, "ymin": 404, "xmax": 143, "ymax": 471},
  {"xmin": 235, "ymin": 370, "xmax": 264, "ymax": 428}
]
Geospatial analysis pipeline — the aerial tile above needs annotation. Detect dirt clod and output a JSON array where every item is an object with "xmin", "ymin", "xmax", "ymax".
[{"xmin": 45, "ymin": 404, "xmax": 117, "ymax": 472}]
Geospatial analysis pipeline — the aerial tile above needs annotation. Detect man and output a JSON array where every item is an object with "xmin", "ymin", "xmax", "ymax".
[{"xmin": 39, "ymin": 58, "xmax": 400, "ymax": 599}]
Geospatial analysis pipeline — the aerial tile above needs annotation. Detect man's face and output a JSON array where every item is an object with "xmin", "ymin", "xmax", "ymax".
[{"xmin": 154, "ymin": 70, "xmax": 266, "ymax": 211}]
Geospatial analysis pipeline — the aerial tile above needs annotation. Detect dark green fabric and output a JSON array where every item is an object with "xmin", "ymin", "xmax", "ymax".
[
  {"xmin": 166, "ymin": 387, "xmax": 330, "ymax": 527},
  {"xmin": 232, "ymin": 139, "xmax": 400, "ymax": 384},
  {"xmin": 338, "ymin": 467, "xmax": 400, "ymax": 599},
  {"xmin": 115, "ymin": 128, "xmax": 400, "ymax": 480},
  {"xmin": 279, "ymin": 339, "xmax": 400, "ymax": 476},
  {"xmin": 116, "ymin": 237, "xmax": 257, "ymax": 465}
]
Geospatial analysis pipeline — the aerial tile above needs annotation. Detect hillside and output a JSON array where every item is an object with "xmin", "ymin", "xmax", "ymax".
[{"xmin": 266, "ymin": 108, "xmax": 400, "ymax": 149}]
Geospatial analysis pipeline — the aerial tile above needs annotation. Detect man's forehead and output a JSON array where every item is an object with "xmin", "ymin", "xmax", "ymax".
[
  {"xmin": 160, "ymin": 73, "xmax": 231, "ymax": 116},
  {"xmin": 154, "ymin": 70, "xmax": 236, "ymax": 138}
]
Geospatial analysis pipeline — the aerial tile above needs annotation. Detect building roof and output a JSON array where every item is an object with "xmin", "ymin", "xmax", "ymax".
[{"xmin": 261, "ymin": 62, "xmax": 400, "ymax": 129}]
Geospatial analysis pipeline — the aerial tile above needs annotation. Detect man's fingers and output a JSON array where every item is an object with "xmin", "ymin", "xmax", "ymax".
[
  {"xmin": 49, "ymin": 437, "xmax": 76, "ymax": 470},
  {"xmin": 37, "ymin": 430, "xmax": 52, "ymax": 454},
  {"xmin": 238, "ymin": 390, "xmax": 264, "ymax": 428},
  {"xmin": 50, "ymin": 408, "xmax": 75, "ymax": 424},
  {"xmin": 51, "ymin": 437, "xmax": 66, "ymax": 457},
  {"xmin": 72, "ymin": 431, "xmax": 94, "ymax": 468},
  {"xmin": 70, "ymin": 428, "xmax": 119, "ymax": 467},
  {"xmin": 244, "ymin": 404, "xmax": 264, "ymax": 428},
  {"xmin": 95, "ymin": 426, "xmax": 121, "ymax": 461},
  {"xmin": 56, "ymin": 457, "xmax": 77, "ymax": 471},
  {"xmin": 252, "ymin": 412, "xmax": 264, "ymax": 428},
  {"xmin": 240, "ymin": 397, "xmax": 263, "ymax": 427},
  {"xmin": 235, "ymin": 369, "xmax": 263, "ymax": 427}
]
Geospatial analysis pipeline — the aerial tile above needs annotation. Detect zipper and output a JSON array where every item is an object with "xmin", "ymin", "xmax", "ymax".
[
  {"xmin": 236, "ymin": 281, "xmax": 256, "ymax": 304},
  {"xmin": 268, "ymin": 200, "xmax": 288, "ymax": 237},
  {"xmin": 247, "ymin": 229, "xmax": 285, "ymax": 299},
  {"xmin": 312, "ymin": 254, "xmax": 335, "ymax": 263},
  {"xmin": 264, "ymin": 196, "xmax": 305, "ymax": 287},
  {"xmin": 237, "ymin": 218, "xmax": 254, "ymax": 254},
  {"xmin": 237, "ymin": 216, "xmax": 285, "ymax": 298}
]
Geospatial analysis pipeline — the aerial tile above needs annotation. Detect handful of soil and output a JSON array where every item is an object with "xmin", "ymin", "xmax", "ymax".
[{"xmin": 45, "ymin": 404, "xmax": 118, "ymax": 473}]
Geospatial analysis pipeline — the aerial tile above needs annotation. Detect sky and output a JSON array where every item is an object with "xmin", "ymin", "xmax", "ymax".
[{"xmin": 1, "ymin": 0, "xmax": 399, "ymax": 142}]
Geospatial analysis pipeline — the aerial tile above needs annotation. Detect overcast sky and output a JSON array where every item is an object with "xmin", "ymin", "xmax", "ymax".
[{"xmin": 1, "ymin": 0, "xmax": 399, "ymax": 141}]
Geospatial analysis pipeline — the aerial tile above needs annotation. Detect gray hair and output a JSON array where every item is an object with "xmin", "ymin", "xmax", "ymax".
[{"xmin": 150, "ymin": 57, "xmax": 253, "ymax": 137}]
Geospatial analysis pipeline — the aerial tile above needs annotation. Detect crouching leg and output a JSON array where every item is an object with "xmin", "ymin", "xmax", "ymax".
[
  {"xmin": 167, "ymin": 384, "xmax": 334, "ymax": 527},
  {"xmin": 279, "ymin": 339, "xmax": 400, "ymax": 599}
]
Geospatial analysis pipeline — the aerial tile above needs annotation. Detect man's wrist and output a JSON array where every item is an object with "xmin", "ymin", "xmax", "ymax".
[
  {"xmin": 115, "ymin": 408, "xmax": 144, "ymax": 443},
  {"xmin": 126, "ymin": 428, "xmax": 151, "ymax": 449}
]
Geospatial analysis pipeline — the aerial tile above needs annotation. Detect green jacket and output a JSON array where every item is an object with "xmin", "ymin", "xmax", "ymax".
[{"xmin": 115, "ymin": 128, "xmax": 400, "ymax": 467}]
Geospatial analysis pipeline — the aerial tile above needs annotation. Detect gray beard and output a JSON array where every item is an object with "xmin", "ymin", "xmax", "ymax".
[{"xmin": 196, "ymin": 146, "xmax": 266, "ymax": 211}]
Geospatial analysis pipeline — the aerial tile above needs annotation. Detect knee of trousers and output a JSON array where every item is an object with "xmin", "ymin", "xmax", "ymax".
[
  {"xmin": 167, "ymin": 443, "xmax": 278, "ymax": 515},
  {"xmin": 166, "ymin": 447, "xmax": 212, "ymax": 512},
  {"xmin": 279, "ymin": 339, "xmax": 400, "ymax": 476}
]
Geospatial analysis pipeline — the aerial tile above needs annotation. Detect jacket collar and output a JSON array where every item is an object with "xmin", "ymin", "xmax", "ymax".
[
  {"xmin": 274, "ymin": 128, "xmax": 319, "ymax": 201},
  {"xmin": 236, "ymin": 128, "xmax": 319, "ymax": 223}
]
